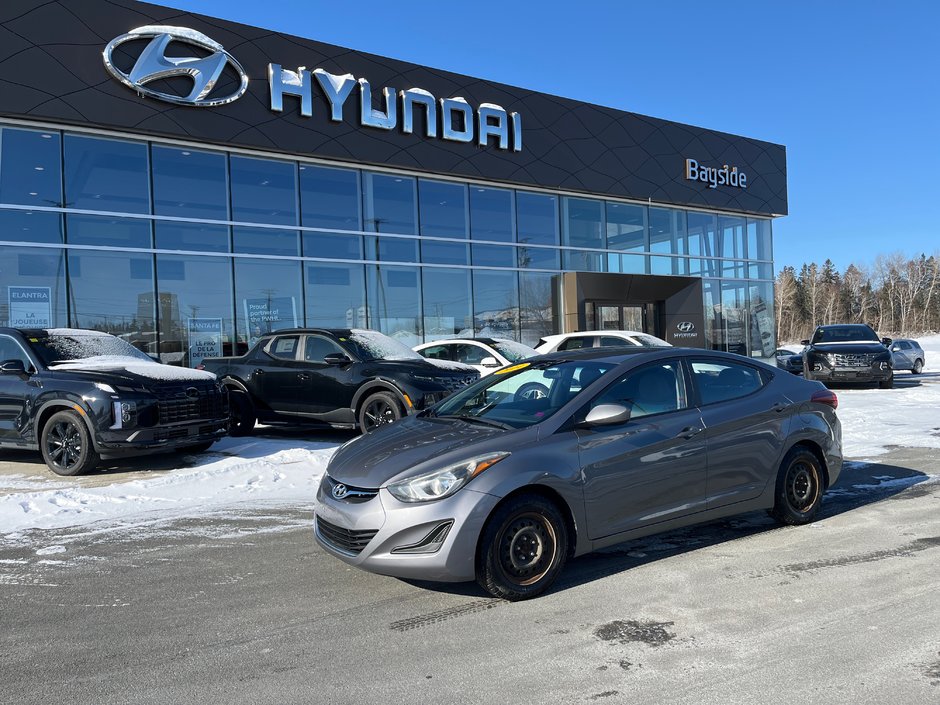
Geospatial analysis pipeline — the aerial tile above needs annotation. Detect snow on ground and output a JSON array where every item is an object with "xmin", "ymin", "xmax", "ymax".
[{"xmin": 0, "ymin": 336, "xmax": 938, "ymax": 543}]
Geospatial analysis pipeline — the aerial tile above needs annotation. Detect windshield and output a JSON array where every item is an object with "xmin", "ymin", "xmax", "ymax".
[
  {"xmin": 491, "ymin": 339, "xmax": 539, "ymax": 362},
  {"xmin": 344, "ymin": 329, "xmax": 423, "ymax": 362},
  {"xmin": 26, "ymin": 329, "xmax": 152, "ymax": 366},
  {"xmin": 428, "ymin": 359, "xmax": 614, "ymax": 429},
  {"xmin": 812, "ymin": 325, "xmax": 879, "ymax": 344}
]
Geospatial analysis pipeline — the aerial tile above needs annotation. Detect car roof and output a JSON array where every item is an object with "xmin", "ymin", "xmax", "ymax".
[
  {"xmin": 268, "ymin": 328, "xmax": 353, "ymax": 337},
  {"xmin": 544, "ymin": 330, "xmax": 646, "ymax": 338},
  {"xmin": 417, "ymin": 338, "xmax": 519, "ymax": 347}
]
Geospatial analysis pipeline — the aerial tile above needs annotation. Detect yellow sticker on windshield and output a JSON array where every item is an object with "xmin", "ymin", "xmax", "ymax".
[
  {"xmin": 495, "ymin": 362, "xmax": 530, "ymax": 375},
  {"xmin": 29, "ymin": 338, "xmax": 39, "ymax": 342}
]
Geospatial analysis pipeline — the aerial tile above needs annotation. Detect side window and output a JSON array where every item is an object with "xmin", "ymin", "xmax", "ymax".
[
  {"xmin": 454, "ymin": 344, "xmax": 486, "ymax": 364},
  {"xmin": 0, "ymin": 336, "xmax": 30, "ymax": 367},
  {"xmin": 419, "ymin": 344, "xmax": 452, "ymax": 361},
  {"xmin": 599, "ymin": 336, "xmax": 628, "ymax": 347},
  {"xmin": 590, "ymin": 362, "xmax": 685, "ymax": 419},
  {"xmin": 899, "ymin": 341, "xmax": 911, "ymax": 351},
  {"xmin": 558, "ymin": 336, "xmax": 593, "ymax": 351},
  {"xmin": 304, "ymin": 335, "xmax": 344, "ymax": 363},
  {"xmin": 267, "ymin": 335, "xmax": 300, "ymax": 360},
  {"xmin": 692, "ymin": 360, "xmax": 764, "ymax": 405}
]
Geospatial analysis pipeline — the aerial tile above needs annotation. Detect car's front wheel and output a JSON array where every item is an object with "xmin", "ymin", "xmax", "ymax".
[
  {"xmin": 476, "ymin": 494, "xmax": 569, "ymax": 601},
  {"xmin": 40, "ymin": 410, "xmax": 99, "ymax": 476},
  {"xmin": 912, "ymin": 359, "xmax": 923, "ymax": 374},
  {"xmin": 879, "ymin": 375, "xmax": 894, "ymax": 389},
  {"xmin": 769, "ymin": 446, "xmax": 824, "ymax": 525},
  {"xmin": 357, "ymin": 391, "xmax": 403, "ymax": 433}
]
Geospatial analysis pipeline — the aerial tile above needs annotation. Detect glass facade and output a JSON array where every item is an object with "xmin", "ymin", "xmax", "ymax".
[{"xmin": 0, "ymin": 123, "xmax": 776, "ymax": 360}]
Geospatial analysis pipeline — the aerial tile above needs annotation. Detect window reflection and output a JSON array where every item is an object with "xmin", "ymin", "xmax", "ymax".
[
  {"xmin": 516, "ymin": 192, "xmax": 558, "ymax": 246},
  {"xmin": 68, "ymin": 250, "xmax": 155, "ymax": 351},
  {"xmin": 748, "ymin": 281, "xmax": 776, "ymax": 357},
  {"xmin": 0, "ymin": 128, "xmax": 62, "ymax": 208},
  {"xmin": 300, "ymin": 165, "xmax": 360, "ymax": 230},
  {"xmin": 564, "ymin": 197, "xmax": 604, "ymax": 249},
  {"xmin": 0, "ymin": 209, "xmax": 63, "ymax": 244},
  {"xmin": 64, "ymin": 135, "xmax": 149, "ymax": 213},
  {"xmin": 517, "ymin": 244, "xmax": 559, "ymax": 269},
  {"xmin": 155, "ymin": 221, "xmax": 229, "ymax": 252},
  {"xmin": 422, "ymin": 267, "xmax": 471, "ymax": 339},
  {"xmin": 473, "ymin": 269, "xmax": 518, "ymax": 338},
  {"xmin": 67, "ymin": 214, "xmax": 151, "ymax": 249},
  {"xmin": 156, "ymin": 255, "xmax": 235, "ymax": 365},
  {"xmin": 366, "ymin": 264, "xmax": 422, "ymax": 345},
  {"xmin": 519, "ymin": 271, "xmax": 554, "ymax": 347},
  {"xmin": 421, "ymin": 239, "xmax": 468, "ymax": 265},
  {"xmin": 305, "ymin": 263, "xmax": 366, "ymax": 328},
  {"xmin": 152, "ymin": 146, "xmax": 228, "ymax": 220},
  {"xmin": 230, "ymin": 156, "xmax": 297, "ymax": 226},
  {"xmin": 232, "ymin": 226, "xmax": 299, "ymax": 256},
  {"xmin": 470, "ymin": 187, "xmax": 513, "ymax": 241},
  {"xmin": 0, "ymin": 246, "xmax": 67, "ymax": 327},
  {"xmin": 606, "ymin": 202, "xmax": 646, "ymax": 252},
  {"xmin": 563, "ymin": 249, "xmax": 605, "ymax": 272},
  {"xmin": 364, "ymin": 173, "xmax": 417, "ymax": 234},
  {"xmin": 235, "ymin": 258, "xmax": 302, "ymax": 347},
  {"xmin": 472, "ymin": 243, "xmax": 515, "ymax": 267},
  {"xmin": 747, "ymin": 218, "xmax": 773, "ymax": 260},
  {"xmin": 418, "ymin": 180, "xmax": 468, "ymax": 238},
  {"xmin": 303, "ymin": 231, "xmax": 362, "ymax": 260}
]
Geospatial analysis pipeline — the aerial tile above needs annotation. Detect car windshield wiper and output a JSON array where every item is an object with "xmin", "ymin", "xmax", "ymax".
[{"xmin": 436, "ymin": 414, "xmax": 513, "ymax": 430}]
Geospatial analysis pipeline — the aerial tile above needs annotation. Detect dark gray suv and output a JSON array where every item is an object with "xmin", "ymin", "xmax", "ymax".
[{"xmin": 315, "ymin": 347, "xmax": 843, "ymax": 600}]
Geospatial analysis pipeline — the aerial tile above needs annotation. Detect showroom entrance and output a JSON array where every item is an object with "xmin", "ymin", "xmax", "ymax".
[{"xmin": 555, "ymin": 272, "xmax": 706, "ymax": 348}]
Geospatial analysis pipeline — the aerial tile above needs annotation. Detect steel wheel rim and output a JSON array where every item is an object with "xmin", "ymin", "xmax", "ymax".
[
  {"xmin": 46, "ymin": 420, "xmax": 83, "ymax": 470},
  {"xmin": 786, "ymin": 460, "xmax": 819, "ymax": 512},
  {"xmin": 363, "ymin": 399, "xmax": 396, "ymax": 430},
  {"xmin": 497, "ymin": 512, "xmax": 557, "ymax": 586}
]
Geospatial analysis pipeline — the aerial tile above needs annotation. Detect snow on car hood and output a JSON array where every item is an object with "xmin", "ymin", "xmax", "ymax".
[
  {"xmin": 422, "ymin": 357, "xmax": 477, "ymax": 372},
  {"xmin": 50, "ymin": 355, "xmax": 216, "ymax": 381}
]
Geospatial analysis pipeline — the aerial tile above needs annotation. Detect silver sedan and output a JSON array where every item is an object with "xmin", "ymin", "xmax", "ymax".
[{"xmin": 314, "ymin": 347, "xmax": 843, "ymax": 600}]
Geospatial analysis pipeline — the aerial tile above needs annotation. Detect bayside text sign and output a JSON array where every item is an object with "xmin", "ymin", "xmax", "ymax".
[{"xmin": 685, "ymin": 159, "xmax": 747, "ymax": 190}]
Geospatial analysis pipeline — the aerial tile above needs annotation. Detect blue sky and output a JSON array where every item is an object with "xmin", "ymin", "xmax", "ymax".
[{"xmin": 166, "ymin": 0, "xmax": 938, "ymax": 275}]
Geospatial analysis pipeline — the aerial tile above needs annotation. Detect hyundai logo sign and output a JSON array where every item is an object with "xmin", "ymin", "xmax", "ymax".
[
  {"xmin": 331, "ymin": 483, "xmax": 349, "ymax": 500},
  {"xmin": 674, "ymin": 321, "xmax": 697, "ymax": 340},
  {"xmin": 102, "ymin": 25, "xmax": 248, "ymax": 107}
]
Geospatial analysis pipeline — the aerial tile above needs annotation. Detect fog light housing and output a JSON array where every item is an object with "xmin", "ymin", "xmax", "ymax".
[
  {"xmin": 391, "ymin": 521, "xmax": 454, "ymax": 554},
  {"xmin": 110, "ymin": 400, "xmax": 137, "ymax": 429}
]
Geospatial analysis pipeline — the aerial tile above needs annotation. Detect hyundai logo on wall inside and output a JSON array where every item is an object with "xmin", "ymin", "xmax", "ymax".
[
  {"xmin": 102, "ymin": 25, "xmax": 249, "ymax": 107},
  {"xmin": 677, "ymin": 321, "xmax": 695, "ymax": 333}
]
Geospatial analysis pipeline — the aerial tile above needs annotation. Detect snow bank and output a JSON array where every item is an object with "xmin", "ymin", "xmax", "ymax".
[{"xmin": 0, "ymin": 436, "xmax": 338, "ymax": 541}]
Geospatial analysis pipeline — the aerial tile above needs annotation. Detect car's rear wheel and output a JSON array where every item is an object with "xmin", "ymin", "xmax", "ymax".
[
  {"xmin": 358, "ymin": 391, "xmax": 403, "ymax": 433},
  {"xmin": 40, "ymin": 410, "xmax": 99, "ymax": 476},
  {"xmin": 228, "ymin": 389, "xmax": 256, "ymax": 436},
  {"xmin": 879, "ymin": 375, "xmax": 894, "ymax": 389},
  {"xmin": 477, "ymin": 494, "xmax": 568, "ymax": 601},
  {"xmin": 912, "ymin": 359, "xmax": 923, "ymax": 374},
  {"xmin": 769, "ymin": 446, "xmax": 824, "ymax": 526}
]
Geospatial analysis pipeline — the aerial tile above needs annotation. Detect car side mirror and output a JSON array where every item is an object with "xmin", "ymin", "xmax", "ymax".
[
  {"xmin": 800, "ymin": 339, "xmax": 810, "ymax": 346},
  {"xmin": 881, "ymin": 337, "xmax": 893, "ymax": 346},
  {"xmin": 480, "ymin": 356, "xmax": 501, "ymax": 368},
  {"xmin": 580, "ymin": 403, "xmax": 631, "ymax": 427},
  {"xmin": 323, "ymin": 352, "xmax": 352, "ymax": 366},
  {"xmin": 890, "ymin": 345, "xmax": 900, "ymax": 352},
  {"xmin": 0, "ymin": 359, "xmax": 28, "ymax": 377}
]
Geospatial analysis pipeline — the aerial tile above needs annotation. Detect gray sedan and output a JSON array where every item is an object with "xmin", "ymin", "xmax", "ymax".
[{"xmin": 314, "ymin": 348, "xmax": 843, "ymax": 600}]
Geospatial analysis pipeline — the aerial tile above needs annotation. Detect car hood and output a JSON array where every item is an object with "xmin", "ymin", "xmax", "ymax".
[
  {"xmin": 808, "ymin": 342, "xmax": 889, "ymax": 355},
  {"xmin": 47, "ymin": 356, "xmax": 216, "ymax": 386},
  {"xmin": 326, "ymin": 414, "xmax": 527, "ymax": 488}
]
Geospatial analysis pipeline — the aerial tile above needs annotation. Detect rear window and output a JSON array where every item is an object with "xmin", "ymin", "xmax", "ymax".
[{"xmin": 267, "ymin": 336, "xmax": 300, "ymax": 359}]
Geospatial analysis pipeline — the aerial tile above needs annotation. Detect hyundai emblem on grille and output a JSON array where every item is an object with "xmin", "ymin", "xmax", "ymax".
[{"xmin": 332, "ymin": 483, "xmax": 348, "ymax": 499}]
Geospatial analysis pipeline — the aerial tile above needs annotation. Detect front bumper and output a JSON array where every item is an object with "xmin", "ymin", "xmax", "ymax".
[
  {"xmin": 95, "ymin": 419, "xmax": 228, "ymax": 455},
  {"xmin": 808, "ymin": 366, "xmax": 892, "ymax": 383},
  {"xmin": 314, "ymin": 481, "xmax": 500, "ymax": 583}
]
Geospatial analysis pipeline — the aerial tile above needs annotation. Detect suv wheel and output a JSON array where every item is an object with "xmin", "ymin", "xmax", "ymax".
[
  {"xmin": 912, "ymin": 359, "xmax": 923, "ymax": 374},
  {"xmin": 228, "ymin": 389, "xmax": 256, "ymax": 436},
  {"xmin": 358, "ymin": 391, "xmax": 403, "ymax": 433},
  {"xmin": 40, "ymin": 410, "xmax": 99, "ymax": 476},
  {"xmin": 879, "ymin": 375, "xmax": 894, "ymax": 389}
]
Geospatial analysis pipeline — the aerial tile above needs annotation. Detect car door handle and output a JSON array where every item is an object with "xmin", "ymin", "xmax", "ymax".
[
  {"xmin": 771, "ymin": 402, "xmax": 788, "ymax": 413},
  {"xmin": 297, "ymin": 373, "xmax": 310, "ymax": 380},
  {"xmin": 252, "ymin": 368, "xmax": 264, "ymax": 375},
  {"xmin": 678, "ymin": 426, "xmax": 703, "ymax": 439}
]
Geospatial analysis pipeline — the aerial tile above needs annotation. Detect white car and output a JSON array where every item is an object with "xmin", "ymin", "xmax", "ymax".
[
  {"xmin": 413, "ymin": 337, "xmax": 539, "ymax": 376},
  {"xmin": 535, "ymin": 330, "xmax": 671, "ymax": 354}
]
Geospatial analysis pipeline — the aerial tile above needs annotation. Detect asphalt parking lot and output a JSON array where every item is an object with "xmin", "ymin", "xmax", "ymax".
[{"xmin": 1, "ymin": 442, "xmax": 937, "ymax": 705}]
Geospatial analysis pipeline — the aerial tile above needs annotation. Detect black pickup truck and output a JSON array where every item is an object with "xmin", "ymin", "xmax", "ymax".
[
  {"xmin": 199, "ymin": 328, "xmax": 479, "ymax": 434},
  {"xmin": 0, "ymin": 327, "xmax": 228, "ymax": 475},
  {"xmin": 801, "ymin": 324, "xmax": 894, "ymax": 388}
]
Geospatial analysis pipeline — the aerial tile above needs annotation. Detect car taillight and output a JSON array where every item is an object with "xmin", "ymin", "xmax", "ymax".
[
  {"xmin": 195, "ymin": 364, "xmax": 206, "ymax": 370},
  {"xmin": 811, "ymin": 389, "xmax": 838, "ymax": 409}
]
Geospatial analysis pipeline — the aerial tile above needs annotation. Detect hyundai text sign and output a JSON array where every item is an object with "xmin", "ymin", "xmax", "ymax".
[{"xmin": 102, "ymin": 26, "xmax": 522, "ymax": 151}]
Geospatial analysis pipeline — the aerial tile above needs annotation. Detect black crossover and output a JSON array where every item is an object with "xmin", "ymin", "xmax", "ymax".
[
  {"xmin": 0, "ymin": 328, "xmax": 228, "ymax": 475},
  {"xmin": 199, "ymin": 328, "xmax": 480, "ymax": 434},
  {"xmin": 801, "ymin": 324, "xmax": 894, "ymax": 388}
]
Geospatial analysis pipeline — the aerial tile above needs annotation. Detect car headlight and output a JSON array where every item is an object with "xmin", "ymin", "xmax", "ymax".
[
  {"xmin": 95, "ymin": 382, "xmax": 116, "ymax": 394},
  {"xmin": 412, "ymin": 375, "xmax": 438, "ymax": 384},
  {"xmin": 386, "ymin": 452, "xmax": 510, "ymax": 503}
]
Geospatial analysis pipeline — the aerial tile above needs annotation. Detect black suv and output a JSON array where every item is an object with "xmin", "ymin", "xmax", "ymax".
[
  {"xmin": 801, "ymin": 324, "xmax": 894, "ymax": 388},
  {"xmin": 0, "ymin": 328, "xmax": 228, "ymax": 476},
  {"xmin": 199, "ymin": 328, "xmax": 479, "ymax": 434}
]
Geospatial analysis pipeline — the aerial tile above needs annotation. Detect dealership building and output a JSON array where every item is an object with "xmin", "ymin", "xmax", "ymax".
[{"xmin": 0, "ymin": 0, "xmax": 787, "ymax": 366}]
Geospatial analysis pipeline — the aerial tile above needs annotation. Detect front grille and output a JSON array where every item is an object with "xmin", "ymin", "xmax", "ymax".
[
  {"xmin": 154, "ymin": 382, "xmax": 226, "ymax": 424},
  {"xmin": 829, "ymin": 353, "xmax": 873, "ymax": 367},
  {"xmin": 316, "ymin": 516, "xmax": 378, "ymax": 555},
  {"xmin": 325, "ymin": 475, "xmax": 378, "ymax": 503},
  {"xmin": 439, "ymin": 374, "xmax": 479, "ymax": 393}
]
